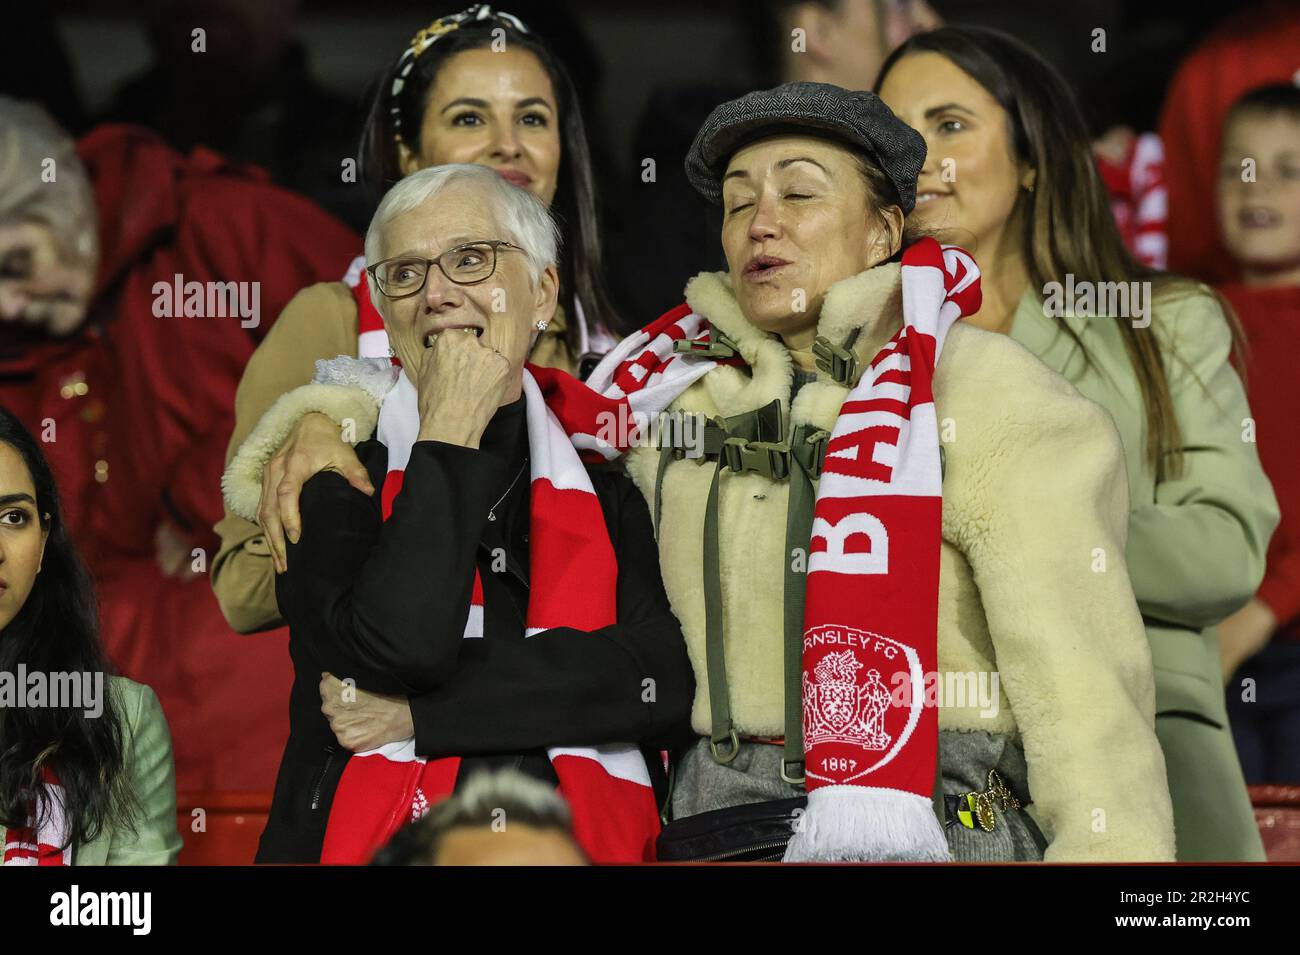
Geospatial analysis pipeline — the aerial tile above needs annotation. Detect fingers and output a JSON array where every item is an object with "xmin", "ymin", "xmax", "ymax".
[
  {"xmin": 339, "ymin": 448, "xmax": 374, "ymax": 497},
  {"xmin": 277, "ymin": 461, "xmax": 307, "ymax": 547},
  {"xmin": 258, "ymin": 454, "xmax": 289, "ymax": 574}
]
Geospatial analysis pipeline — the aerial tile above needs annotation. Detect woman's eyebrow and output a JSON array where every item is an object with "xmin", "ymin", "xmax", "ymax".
[
  {"xmin": 923, "ymin": 102, "xmax": 977, "ymax": 120},
  {"xmin": 515, "ymin": 97, "xmax": 554, "ymax": 111},
  {"xmin": 776, "ymin": 157, "xmax": 831, "ymax": 175},
  {"xmin": 0, "ymin": 493, "xmax": 36, "ymax": 507},
  {"xmin": 441, "ymin": 97, "xmax": 490, "ymax": 114}
]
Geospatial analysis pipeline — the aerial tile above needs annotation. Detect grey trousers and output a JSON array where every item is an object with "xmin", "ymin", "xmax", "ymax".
[{"xmin": 670, "ymin": 730, "xmax": 1046, "ymax": 861}]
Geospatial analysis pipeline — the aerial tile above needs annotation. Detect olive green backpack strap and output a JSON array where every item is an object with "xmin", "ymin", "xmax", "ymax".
[
  {"xmin": 780, "ymin": 423, "xmax": 830, "ymax": 784},
  {"xmin": 702, "ymin": 453, "xmax": 739, "ymax": 763}
]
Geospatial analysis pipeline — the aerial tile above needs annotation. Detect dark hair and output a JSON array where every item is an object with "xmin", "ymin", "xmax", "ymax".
[
  {"xmin": 0, "ymin": 407, "xmax": 135, "ymax": 851},
  {"xmin": 876, "ymin": 26, "xmax": 1246, "ymax": 481},
  {"xmin": 359, "ymin": 11, "xmax": 621, "ymax": 349},
  {"xmin": 1226, "ymin": 82, "xmax": 1300, "ymax": 125}
]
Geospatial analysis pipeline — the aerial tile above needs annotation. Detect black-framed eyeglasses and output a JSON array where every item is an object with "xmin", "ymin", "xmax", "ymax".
[{"xmin": 366, "ymin": 240, "xmax": 523, "ymax": 298}]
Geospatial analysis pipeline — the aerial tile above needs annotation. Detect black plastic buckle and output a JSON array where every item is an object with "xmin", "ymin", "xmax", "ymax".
[
  {"xmin": 721, "ymin": 437, "xmax": 790, "ymax": 480},
  {"xmin": 812, "ymin": 335, "xmax": 858, "ymax": 386}
]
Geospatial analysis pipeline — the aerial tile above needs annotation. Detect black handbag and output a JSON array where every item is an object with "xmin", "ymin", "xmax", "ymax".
[{"xmin": 655, "ymin": 796, "xmax": 808, "ymax": 862}]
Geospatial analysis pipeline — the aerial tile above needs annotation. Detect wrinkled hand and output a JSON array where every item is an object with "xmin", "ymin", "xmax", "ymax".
[
  {"xmin": 1219, "ymin": 598, "xmax": 1276, "ymax": 682},
  {"xmin": 415, "ymin": 328, "xmax": 513, "ymax": 449},
  {"xmin": 319, "ymin": 672, "xmax": 414, "ymax": 753},
  {"xmin": 259, "ymin": 412, "xmax": 374, "ymax": 574}
]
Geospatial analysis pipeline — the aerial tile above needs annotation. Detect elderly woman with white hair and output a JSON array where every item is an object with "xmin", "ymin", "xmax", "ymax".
[{"xmin": 224, "ymin": 163, "xmax": 693, "ymax": 865}]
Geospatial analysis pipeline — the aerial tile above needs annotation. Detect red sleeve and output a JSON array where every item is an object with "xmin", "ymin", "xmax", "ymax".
[
  {"xmin": 160, "ymin": 162, "xmax": 360, "ymax": 537},
  {"xmin": 1257, "ymin": 529, "xmax": 1300, "ymax": 630}
]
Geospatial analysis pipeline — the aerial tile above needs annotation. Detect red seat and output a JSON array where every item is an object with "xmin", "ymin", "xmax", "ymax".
[
  {"xmin": 1250, "ymin": 785, "xmax": 1300, "ymax": 862},
  {"xmin": 176, "ymin": 792, "xmax": 272, "ymax": 865}
]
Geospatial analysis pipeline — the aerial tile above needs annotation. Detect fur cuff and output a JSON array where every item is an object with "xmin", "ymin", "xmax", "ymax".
[
  {"xmin": 783, "ymin": 785, "xmax": 952, "ymax": 862},
  {"xmin": 221, "ymin": 360, "xmax": 393, "ymax": 522}
]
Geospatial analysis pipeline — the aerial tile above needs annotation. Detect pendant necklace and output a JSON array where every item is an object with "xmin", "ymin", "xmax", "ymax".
[{"xmin": 488, "ymin": 461, "xmax": 528, "ymax": 522}]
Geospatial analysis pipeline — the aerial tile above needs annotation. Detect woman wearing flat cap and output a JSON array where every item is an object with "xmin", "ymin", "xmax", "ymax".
[
  {"xmin": 585, "ymin": 81, "xmax": 1176, "ymax": 862},
  {"xmin": 235, "ymin": 84, "xmax": 1177, "ymax": 862}
]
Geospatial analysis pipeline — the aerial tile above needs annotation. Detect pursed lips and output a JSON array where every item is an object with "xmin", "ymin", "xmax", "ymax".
[{"xmin": 743, "ymin": 254, "xmax": 792, "ymax": 282}]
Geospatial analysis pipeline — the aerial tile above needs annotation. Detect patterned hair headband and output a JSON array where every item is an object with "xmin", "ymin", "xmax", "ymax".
[{"xmin": 389, "ymin": 4, "xmax": 532, "ymax": 146}]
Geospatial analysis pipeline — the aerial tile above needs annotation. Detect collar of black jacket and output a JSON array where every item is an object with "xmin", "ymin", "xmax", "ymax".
[{"xmin": 479, "ymin": 392, "xmax": 529, "ymax": 474}]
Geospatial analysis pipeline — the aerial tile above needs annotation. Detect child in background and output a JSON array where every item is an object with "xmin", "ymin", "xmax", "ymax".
[{"xmin": 1217, "ymin": 83, "xmax": 1300, "ymax": 783}]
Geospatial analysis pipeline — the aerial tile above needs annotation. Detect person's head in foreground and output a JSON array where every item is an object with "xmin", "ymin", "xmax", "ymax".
[
  {"xmin": 1217, "ymin": 83, "xmax": 1300, "ymax": 289},
  {"xmin": 365, "ymin": 162, "xmax": 560, "ymax": 405},
  {"xmin": 372, "ymin": 769, "xmax": 586, "ymax": 866}
]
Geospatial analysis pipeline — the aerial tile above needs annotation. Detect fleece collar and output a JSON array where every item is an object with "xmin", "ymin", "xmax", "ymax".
[{"xmin": 681, "ymin": 261, "xmax": 903, "ymax": 428}]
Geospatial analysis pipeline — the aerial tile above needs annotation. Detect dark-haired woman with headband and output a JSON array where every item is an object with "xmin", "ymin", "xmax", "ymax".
[
  {"xmin": 0, "ymin": 408, "xmax": 180, "ymax": 864},
  {"xmin": 877, "ymin": 25, "xmax": 1279, "ymax": 861},
  {"xmin": 213, "ymin": 5, "xmax": 621, "ymax": 634}
]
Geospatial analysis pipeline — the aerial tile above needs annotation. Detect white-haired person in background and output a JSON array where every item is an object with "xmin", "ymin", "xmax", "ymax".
[
  {"xmin": 224, "ymin": 164, "xmax": 694, "ymax": 864},
  {"xmin": 373, "ymin": 768, "xmax": 587, "ymax": 865}
]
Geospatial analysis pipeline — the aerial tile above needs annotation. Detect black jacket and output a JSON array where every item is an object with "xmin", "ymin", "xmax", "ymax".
[{"xmin": 256, "ymin": 396, "xmax": 695, "ymax": 863}]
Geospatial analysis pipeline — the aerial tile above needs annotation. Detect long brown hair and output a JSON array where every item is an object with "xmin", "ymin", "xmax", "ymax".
[
  {"xmin": 358, "ymin": 8, "xmax": 622, "ymax": 350},
  {"xmin": 877, "ymin": 26, "xmax": 1246, "ymax": 481}
]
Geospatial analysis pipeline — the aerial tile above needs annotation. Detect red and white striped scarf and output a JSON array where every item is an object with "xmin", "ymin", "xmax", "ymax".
[
  {"xmin": 319, "ymin": 366, "xmax": 662, "ymax": 864},
  {"xmin": 549, "ymin": 239, "xmax": 981, "ymax": 860},
  {"xmin": 2, "ymin": 765, "xmax": 72, "ymax": 866}
]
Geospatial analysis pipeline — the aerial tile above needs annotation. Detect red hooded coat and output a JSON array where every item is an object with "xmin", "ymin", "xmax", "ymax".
[{"xmin": 0, "ymin": 125, "xmax": 359, "ymax": 793}]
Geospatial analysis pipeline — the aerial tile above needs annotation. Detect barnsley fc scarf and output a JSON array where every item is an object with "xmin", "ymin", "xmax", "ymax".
[
  {"xmin": 2, "ymin": 765, "xmax": 72, "ymax": 865},
  {"xmin": 318, "ymin": 366, "xmax": 662, "ymax": 864},
  {"xmin": 542, "ymin": 239, "xmax": 981, "ymax": 860}
]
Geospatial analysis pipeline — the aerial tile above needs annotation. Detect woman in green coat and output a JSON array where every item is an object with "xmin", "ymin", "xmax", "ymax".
[
  {"xmin": 0, "ymin": 409, "xmax": 180, "ymax": 865},
  {"xmin": 878, "ymin": 27, "xmax": 1279, "ymax": 860}
]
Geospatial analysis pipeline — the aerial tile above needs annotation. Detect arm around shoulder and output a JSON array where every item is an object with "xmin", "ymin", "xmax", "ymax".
[{"xmin": 212, "ymin": 281, "xmax": 362, "ymax": 632}]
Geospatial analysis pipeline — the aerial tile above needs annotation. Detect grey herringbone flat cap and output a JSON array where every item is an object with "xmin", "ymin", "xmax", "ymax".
[{"xmin": 685, "ymin": 81, "xmax": 926, "ymax": 212}]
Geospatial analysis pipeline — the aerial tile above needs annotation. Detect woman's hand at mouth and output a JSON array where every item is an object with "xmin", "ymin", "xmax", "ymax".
[{"xmin": 414, "ymin": 324, "xmax": 514, "ymax": 449}]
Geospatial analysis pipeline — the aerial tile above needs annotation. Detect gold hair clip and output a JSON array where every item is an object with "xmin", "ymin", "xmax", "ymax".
[{"xmin": 409, "ymin": 18, "xmax": 461, "ymax": 59}]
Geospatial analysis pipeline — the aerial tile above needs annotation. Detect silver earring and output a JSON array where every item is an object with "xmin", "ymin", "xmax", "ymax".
[
  {"xmin": 535, "ymin": 321, "xmax": 549, "ymax": 331},
  {"xmin": 388, "ymin": 346, "xmax": 395, "ymax": 356}
]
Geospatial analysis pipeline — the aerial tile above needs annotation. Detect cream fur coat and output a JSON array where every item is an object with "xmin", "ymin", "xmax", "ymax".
[{"xmin": 624, "ymin": 262, "xmax": 1175, "ymax": 862}]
